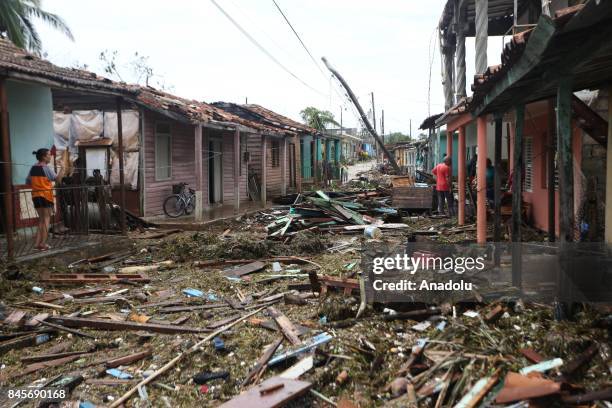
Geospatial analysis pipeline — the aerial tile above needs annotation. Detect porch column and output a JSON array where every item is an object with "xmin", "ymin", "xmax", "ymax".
[
  {"xmin": 281, "ymin": 136, "xmax": 287, "ymax": 196},
  {"xmin": 0, "ymin": 78, "xmax": 14, "ymax": 259},
  {"xmin": 475, "ymin": 0, "xmax": 488, "ymax": 74},
  {"xmin": 477, "ymin": 116, "xmax": 487, "ymax": 243},
  {"xmin": 557, "ymin": 79, "xmax": 574, "ymax": 244},
  {"xmin": 194, "ymin": 125, "xmax": 203, "ymax": 221},
  {"xmin": 512, "ymin": 105, "xmax": 525, "ymax": 287},
  {"xmin": 116, "ymin": 97, "xmax": 126, "ymax": 234},
  {"xmin": 261, "ymin": 135, "xmax": 267, "ymax": 207},
  {"xmin": 294, "ymin": 135, "xmax": 302, "ymax": 192},
  {"xmin": 313, "ymin": 136, "xmax": 320, "ymax": 182},
  {"xmin": 203, "ymin": 128, "xmax": 210, "ymax": 209},
  {"xmin": 494, "ymin": 114, "xmax": 503, "ymax": 266},
  {"xmin": 234, "ymin": 128, "xmax": 240, "ymax": 214},
  {"xmin": 606, "ymin": 87, "xmax": 612, "ymax": 243},
  {"xmin": 458, "ymin": 126, "xmax": 466, "ymax": 225},
  {"xmin": 547, "ymin": 99, "xmax": 556, "ymax": 242}
]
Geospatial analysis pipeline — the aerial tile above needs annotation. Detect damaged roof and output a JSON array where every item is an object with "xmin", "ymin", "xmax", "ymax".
[
  {"xmin": 468, "ymin": 1, "xmax": 612, "ymax": 115},
  {"xmin": 0, "ymin": 38, "xmax": 274, "ymax": 132},
  {"xmin": 241, "ymin": 104, "xmax": 319, "ymax": 135},
  {"xmin": 436, "ymin": 1, "xmax": 612, "ymax": 123}
]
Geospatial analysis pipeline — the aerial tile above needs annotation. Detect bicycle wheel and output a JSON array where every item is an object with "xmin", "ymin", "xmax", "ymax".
[
  {"xmin": 163, "ymin": 195, "xmax": 186, "ymax": 218},
  {"xmin": 184, "ymin": 196, "xmax": 195, "ymax": 215}
]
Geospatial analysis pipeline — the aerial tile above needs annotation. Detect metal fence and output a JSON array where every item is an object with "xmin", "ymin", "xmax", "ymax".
[{"xmin": 0, "ymin": 178, "xmax": 122, "ymax": 261}]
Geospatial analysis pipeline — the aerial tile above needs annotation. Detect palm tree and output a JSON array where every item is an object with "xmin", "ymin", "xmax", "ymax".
[
  {"xmin": 0, "ymin": 0, "xmax": 73, "ymax": 55},
  {"xmin": 300, "ymin": 107, "xmax": 340, "ymax": 132}
]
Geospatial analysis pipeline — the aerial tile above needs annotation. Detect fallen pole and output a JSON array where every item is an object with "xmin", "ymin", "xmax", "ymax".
[
  {"xmin": 321, "ymin": 57, "xmax": 401, "ymax": 174},
  {"xmin": 109, "ymin": 307, "xmax": 266, "ymax": 408}
]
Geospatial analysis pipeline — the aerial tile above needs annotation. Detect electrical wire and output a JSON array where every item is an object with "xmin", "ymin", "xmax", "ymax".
[{"xmin": 209, "ymin": 0, "xmax": 327, "ymax": 97}]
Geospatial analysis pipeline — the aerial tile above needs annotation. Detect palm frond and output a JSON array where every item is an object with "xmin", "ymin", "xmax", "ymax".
[
  {"xmin": 23, "ymin": 4, "xmax": 74, "ymax": 41},
  {"xmin": 20, "ymin": 14, "xmax": 41, "ymax": 54},
  {"xmin": 0, "ymin": 0, "xmax": 28, "ymax": 49}
]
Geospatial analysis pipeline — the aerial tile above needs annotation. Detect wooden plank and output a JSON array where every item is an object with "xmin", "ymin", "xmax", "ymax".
[
  {"xmin": 3, "ymin": 310, "xmax": 26, "ymax": 326},
  {"xmin": 243, "ymin": 337, "xmax": 284, "ymax": 386},
  {"xmin": 267, "ymin": 307, "xmax": 301, "ymax": 346},
  {"xmin": 40, "ymin": 271, "xmax": 150, "ymax": 283},
  {"xmin": 0, "ymin": 332, "xmax": 52, "ymax": 355},
  {"xmin": 219, "ymin": 376, "xmax": 312, "ymax": 408},
  {"xmin": 46, "ymin": 316, "xmax": 209, "ymax": 334},
  {"xmin": 222, "ymin": 261, "xmax": 266, "ymax": 277},
  {"xmin": 106, "ymin": 349, "xmax": 152, "ymax": 368},
  {"xmin": 21, "ymin": 350, "xmax": 91, "ymax": 364},
  {"xmin": 18, "ymin": 355, "xmax": 81, "ymax": 378}
]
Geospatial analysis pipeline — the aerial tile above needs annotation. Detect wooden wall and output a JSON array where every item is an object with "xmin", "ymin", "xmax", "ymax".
[{"xmin": 142, "ymin": 110, "xmax": 196, "ymax": 217}]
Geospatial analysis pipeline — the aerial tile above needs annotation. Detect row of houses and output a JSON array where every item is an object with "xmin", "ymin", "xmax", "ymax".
[
  {"xmin": 0, "ymin": 38, "xmax": 364, "ymax": 258},
  {"xmin": 416, "ymin": 0, "xmax": 612, "ymax": 286}
]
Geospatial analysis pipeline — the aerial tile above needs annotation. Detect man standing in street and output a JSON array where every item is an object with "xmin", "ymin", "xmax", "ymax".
[{"xmin": 432, "ymin": 156, "xmax": 454, "ymax": 216}]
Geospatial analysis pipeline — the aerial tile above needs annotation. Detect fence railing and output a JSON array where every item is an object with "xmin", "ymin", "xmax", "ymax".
[{"xmin": 0, "ymin": 179, "xmax": 121, "ymax": 261}]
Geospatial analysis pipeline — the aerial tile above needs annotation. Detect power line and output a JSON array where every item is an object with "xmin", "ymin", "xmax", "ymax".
[
  {"xmin": 269, "ymin": 0, "xmax": 359, "ymax": 125},
  {"xmin": 271, "ymin": 0, "xmax": 327, "ymax": 79},
  {"xmin": 209, "ymin": 0, "xmax": 327, "ymax": 97}
]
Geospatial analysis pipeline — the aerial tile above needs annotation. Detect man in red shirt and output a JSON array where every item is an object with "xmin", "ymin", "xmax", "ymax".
[{"xmin": 432, "ymin": 156, "xmax": 454, "ymax": 216}]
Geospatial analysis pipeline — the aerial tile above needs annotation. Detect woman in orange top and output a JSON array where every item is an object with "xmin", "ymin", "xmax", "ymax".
[{"xmin": 26, "ymin": 148, "xmax": 58, "ymax": 250}]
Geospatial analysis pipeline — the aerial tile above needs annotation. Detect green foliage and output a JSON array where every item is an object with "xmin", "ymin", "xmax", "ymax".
[
  {"xmin": 300, "ymin": 106, "xmax": 340, "ymax": 131},
  {"xmin": 0, "ymin": 0, "xmax": 73, "ymax": 55},
  {"xmin": 385, "ymin": 132, "xmax": 413, "ymax": 144}
]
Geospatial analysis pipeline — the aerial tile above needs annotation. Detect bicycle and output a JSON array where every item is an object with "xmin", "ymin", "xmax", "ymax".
[{"xmin": 163, "ymin": 182, "xmax": 196, "ymax": 218}]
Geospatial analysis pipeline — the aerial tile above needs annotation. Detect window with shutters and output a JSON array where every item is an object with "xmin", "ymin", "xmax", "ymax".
[
  {"xmin": 155, "ymin": 123, "xmax": 172, "ymax": 180},
  {"xmin": 523, "ymin": 136, "xmax": 533, "ymax": 192}
]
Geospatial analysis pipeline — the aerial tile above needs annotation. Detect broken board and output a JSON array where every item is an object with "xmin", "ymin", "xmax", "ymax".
[
  {"xmin": 40, "ymin": 272, "xmax": 150, "ymax": 284},
  {"xmin": 222, "ymin": 261, "xmax": 266, "ymax": 278},
  {"xmin": 218, "ymin": 376, "xmax": 312, "ymax": 408},
  {"xmin": 392, "ymin": 186, "xmax": 433, "ymax": 209}
]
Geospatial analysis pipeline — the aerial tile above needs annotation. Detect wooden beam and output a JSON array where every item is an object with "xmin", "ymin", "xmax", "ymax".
[
  {"xmin": 557, "ymin": 78, "xmax": 574, "ymax": 243},
  {"xmin": 512, "ymin": 105, "xmax": 525, "ymax": 288},
  {"xmin": 477, "ymin": 116, "xmax": 487, "ymax": 243},
  {"xmin": 194, "ymin": 125, "xmax": 203, "ymax": 221},
  {"xmin": 281, "ymin": 136, "xmax": 287, "ymax": 195},
  {"xmin": 607, "ymin": 87, "xmax": 612, "ymax": 243},
  {"xmin": 494, "ymin": 114, "xmax": 503, "ymax": 266},
  {"xmin": 294, "ymin": 135, "xmax": 302, "ymax": 193},
  {"xmin": 0, "ymin": 78, "xmax": 14, "ymax": 259},
  {"xmin": 261, "ymin": 135, "xmax": 267, "ymax": 207},
  {"xmin": 547, "ymin": 98, "xmax": 556, "ymax": 242},
  {"xmin": 234, "ymin": 128, "xmax": 240, "ymax": 214},
  {"xmin": 116, "ymin": 97, "xmax": 126, "ymax": 234},
  {"xmin": 458, "ymin": 126, "xmax": 466, "ymax": 225},
  {"xmin": 203, "ymin": 128, "xmax": 210, "ymax": 209},
  {"xmin": 446, "ymin": 130, "xmax": 453, "ymax": 177}
]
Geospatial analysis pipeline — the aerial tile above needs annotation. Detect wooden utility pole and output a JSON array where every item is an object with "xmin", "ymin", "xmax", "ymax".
[
  {"xmin": 381, "ymin": 109, "xmax": 385, "ymax": 146},
  {"xmin": 322, "ymin": 57, "xmax": 400, "ymax": 173}
]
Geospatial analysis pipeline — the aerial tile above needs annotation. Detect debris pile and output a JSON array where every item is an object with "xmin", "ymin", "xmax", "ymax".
[{"xmin": 0, "ymin": 193, "xmax": 610, "ymax": 407}]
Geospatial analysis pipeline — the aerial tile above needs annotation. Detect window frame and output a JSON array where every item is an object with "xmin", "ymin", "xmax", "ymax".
[{"xmin": 155, "ymin": 122, "xmax": 172, "ymax": 181}]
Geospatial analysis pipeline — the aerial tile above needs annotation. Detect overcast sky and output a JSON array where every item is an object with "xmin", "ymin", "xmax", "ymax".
[{"xmin": 36, "ymin": 0, "xmax": 503, "ymax": 135}]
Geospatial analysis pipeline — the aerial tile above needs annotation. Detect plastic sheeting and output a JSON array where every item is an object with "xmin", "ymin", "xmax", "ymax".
[
  {"xmin": 103, "ymin": 111, "xmax": 140, "ymax": 151},
  {"xmin": 110, "ymin": 150, "xmax": 139, "ymax": 190},
  {"xmin": 53, "ymin": 110, "xmax": 140, "ymax": 151}
]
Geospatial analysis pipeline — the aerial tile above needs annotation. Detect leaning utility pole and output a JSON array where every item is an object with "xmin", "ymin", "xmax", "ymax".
[
  {"xmin": 381, "ymin": 109, "xmax": 385, "ymax": 146},
  {"xmin": 322, "ymin": 57, "xmax": 400, "ymax": 173}
]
